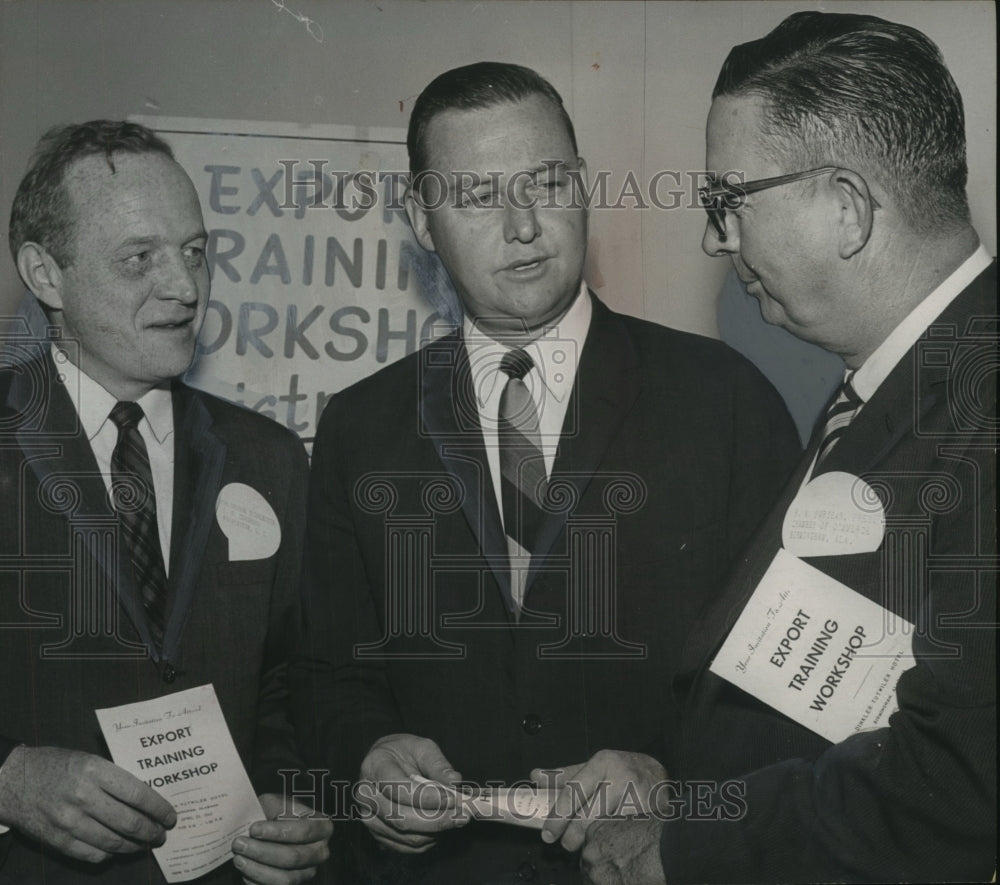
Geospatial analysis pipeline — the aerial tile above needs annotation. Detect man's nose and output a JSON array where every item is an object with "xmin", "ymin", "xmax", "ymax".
[
  {"xmin": 701, "ymin": 216, "xmax": 738, "ymax": 257},
  {"xmin": 503, "ymin": 202, "xmax": 541, "ymax": 244},
  {"xmin": 155, "ymin": 252, "xmax": 201, "ymax": 303}
]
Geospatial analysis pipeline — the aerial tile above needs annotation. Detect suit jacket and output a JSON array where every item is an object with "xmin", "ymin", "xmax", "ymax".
[
  {"xmin": 295, "ymin": 294, "xmax": 800, "ymax": 884},
  {"xmin": 661, "ymin": 265, "xmax": 997, "ymax": 883},
  {"xmin": 0, "ymin": 353, "xmax": 309, "ymax": 884}
]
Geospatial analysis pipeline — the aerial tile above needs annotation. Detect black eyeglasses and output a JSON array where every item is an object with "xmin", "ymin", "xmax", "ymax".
[{"xmin": 699, "ymin": 166, "xmax": 840, "ymax": 242}]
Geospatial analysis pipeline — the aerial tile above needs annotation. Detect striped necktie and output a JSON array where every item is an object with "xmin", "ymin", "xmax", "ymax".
[
  {"xmin": 109, "ymin": 401, "xmax": 171, "ymax": 650},
  {"xmin": 815, "ymin": 371, "xmax": 863, "ymax": 467},
  {"xmin": 498, "ymin": 348, "xmax": 548, "ymax": 611}
]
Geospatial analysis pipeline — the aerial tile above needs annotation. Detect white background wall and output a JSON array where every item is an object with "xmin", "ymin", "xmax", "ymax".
[{"xmin": 1, "ymin": 0, "xmax": 995, "ymax": 338}]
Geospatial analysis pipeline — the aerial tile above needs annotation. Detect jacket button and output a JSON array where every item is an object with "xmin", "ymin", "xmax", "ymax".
[
  {"xmin": 521, "ymin": 714, "xmax": 542, "ymax": 735},
  {"xmin": 516, "ymin": 860, "xmax": 537, "ymax": 881},
  {"xmin": 162, "ymin": 664, "xmax": 177, "ymax": 684}
]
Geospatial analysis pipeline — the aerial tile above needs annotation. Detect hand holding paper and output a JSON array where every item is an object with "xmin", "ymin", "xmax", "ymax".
[
  {"xmin": 411, "ymin": 777, "xmax": 557, "ymax": 831},
  {"xmin": 357, "ymin": 733, "xmax": 467, "ymax": 854},
  {"xmin": 232, "ymin": 793, "xmax": 332, "ymax": 885},
  {"xmin": 535, "ymin": 750, "xmax": 667, "ymax": 853},
  {"xmin": 95, "ymin": 684, "xmax": 267, "ymax": 882},
  {"xmin": 0, "ymin": 745, "xmax": 175, "ymax": 864}
]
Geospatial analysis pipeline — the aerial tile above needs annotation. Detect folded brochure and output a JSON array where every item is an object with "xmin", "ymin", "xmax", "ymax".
[{"xmin": 95, "ymin": 684, "xmax": 264, "ymax": 883}]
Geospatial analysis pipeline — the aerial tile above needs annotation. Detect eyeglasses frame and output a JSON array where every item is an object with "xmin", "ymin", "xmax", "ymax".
[{"xmin": 699, "ymin": 166, "xmax": 880, "ymax": 242}]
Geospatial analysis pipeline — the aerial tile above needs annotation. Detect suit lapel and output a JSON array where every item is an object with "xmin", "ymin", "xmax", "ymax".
[
  {"xmin": 817, "ymin": 263, "xmax": 996, "ymax": 479},
  {"xmin": 419, "ymin": 334, "xmax": 512, "ymax": 605},
  {"xmin": 7, "ymin": 356, "xmax": 153, "ymax": 653},
  {"xmin": 162, "ymin": 383, "xmax": 227, "ymax": 664},
  {"xmin": 527, "ymin": 296, "xmax": 642, "ymax": 585},
  {"xmin": 815, "ymin": 354, "xmax": 924, "ymax": 480},
  {"xmin": 680, "ymin": 451, "xmax": 814, "ymax": 673}
]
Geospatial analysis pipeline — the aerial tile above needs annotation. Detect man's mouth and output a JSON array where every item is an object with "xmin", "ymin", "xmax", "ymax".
[
  {"xmin": 503, "ymin": 255, "xmax": 549, "ymax": 274},
  {"xmin": 149, "ymin": 316, "xmax": 196, "ymax": 330}
]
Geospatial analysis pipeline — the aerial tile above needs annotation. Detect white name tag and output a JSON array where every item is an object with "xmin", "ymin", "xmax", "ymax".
[
  {"xmin": 783, "ymin": 471, "xmax": 885, "ymax": 557},
  {"xmin": 216, "ymin": 483, "xmax": 281, "ymax": 561},
  {"xmin": 710, "ymin": 548, "xmax": 915, "ymax": 743}
]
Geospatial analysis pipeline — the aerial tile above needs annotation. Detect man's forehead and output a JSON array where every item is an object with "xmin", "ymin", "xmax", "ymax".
[
  {"xmin": 59, "ymin": 152, "xmax": 203, "ymax": 252},
  {"xmin": 63, "ymin": 151, "xmax": 179, "ymax": 192},
  {"xmin": 62, "ymin": 152, "xmax": 198, "ymax": 216},
  {"xmin": 421, "ymin": 94, "xmax": 576, "ymax": 169},
  {"xmin": 706, "ymin": 93, "xmax": 773, "ymax": 173}
]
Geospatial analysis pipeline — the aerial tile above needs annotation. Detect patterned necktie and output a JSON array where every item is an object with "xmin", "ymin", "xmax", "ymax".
[
  {"xmin": 815, "ymin": 371, "xmax": 863, "ymax": 467},
  {"xmin": 498, "ymin": 349, "xmax": 548, "ymax": 611},
  {"xmin": 109, "ymin": 401, "xmax": 171, "ymax": 649}
]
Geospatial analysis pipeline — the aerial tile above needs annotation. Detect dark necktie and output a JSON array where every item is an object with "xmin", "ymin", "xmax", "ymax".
[
  {"xmin": 109, "ymin": 401, "xmax": 171, "ymax": 650},
  {"xmin": 815, "ymin": 371, "xmax": 863, "ymax": 467},
  {"xmin": 498, "ymin": 349, "xmax": 548, "ymax": 611}
]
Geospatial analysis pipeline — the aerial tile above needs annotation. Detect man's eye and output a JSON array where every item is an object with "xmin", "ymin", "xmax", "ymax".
[
  {"xmin": 466, "ymin": 190, "xmax": 499, "ymax": 208},
  {"xmin": 183, "ymin": 245, "xmax": 206, "ymax": 267},
  {"xmin": 720, "ymin": 191, "xmax": 745, "ymax": 212},
  {"xmin": 123, "ymin": 251, "xmax": 151, "ymax": 269},
  {"xmin": 534, "ymin": 174, "xmax": 566, "ymax": 192}
]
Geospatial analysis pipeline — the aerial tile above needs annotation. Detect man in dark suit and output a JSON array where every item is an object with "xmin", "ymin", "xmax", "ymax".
[
  {"xmin": 0, "ymin": 121, "xmax": 331, "ymax": 883},
  {"xmin": 579, "ymin": 13, "xmax": 996, "ymax": 884},
  {"xmin": 297, "ymin": 63, "xmax": 799, "ymax": 884}
]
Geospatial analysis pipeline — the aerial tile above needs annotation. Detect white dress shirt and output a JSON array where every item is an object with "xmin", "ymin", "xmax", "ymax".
[
  {"xmin": 463, "ymin": 282, "xmax": 593, "ymax": 531},
  {"xmin": 54, "ymin": 346, "xmax": 176, "ymax": 574},
  {"xmin": 805, "ymin": 243, "xmax": 992, "ymax": 481}
]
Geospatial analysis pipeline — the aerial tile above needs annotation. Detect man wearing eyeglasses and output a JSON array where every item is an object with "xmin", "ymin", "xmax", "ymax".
[{"xmin": 576, "ymin": 11, "xmax": 996, "ymax": 884}]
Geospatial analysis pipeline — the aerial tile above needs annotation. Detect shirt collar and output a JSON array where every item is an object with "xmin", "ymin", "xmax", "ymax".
[
  {"xmin": 463, "ymin": 281, "xmax": 591, "ymax": 408},
  {"xmin": 52, "ymin": 344, "xmax": 174, "ymax": 444},
  {"xmin": 852, "ymin": 244, "xmax": 992, "ymax": 403}
]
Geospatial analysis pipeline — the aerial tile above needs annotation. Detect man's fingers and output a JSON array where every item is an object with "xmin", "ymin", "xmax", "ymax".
[
  {"xmin": 407, "ymin": 775, "xmax": 461, "ymax": 812},
  {"xmin": 49, "ymin": 835, "xmax": 113, "ymax": 865},
  {"xmin": 365, "ymin": 773, "xmax": 456, "ymax": 813},
  {"xmin": 558, "ymin": 815, "xmax": 595, "ymax": 854},
  {"xmin": 233, "ymin": 851, "xmax": 317, "ymax": 885},
  {"xmin": 247, "ymin": 816, "xmax": 333, "ymax": 845},
  {"xmin": 542, "ymin": 756, "xmax": 643, "ymax": 848},
  {"xmin": 532, "ymin": 763, "xmax": 584, "ymax": 792},
  {"xmin": 363, "ymin": 814, "xmax": 438, "ymax": 853},
  {"xmin": 48, "ymin": 781, "xmax": 168, "ymax": 853},
  {"xmin": 369, "ymin": 786, "xmax": 465, "ymax": 833},
  {"xmin": 233, "ymin": 834, "xmax": 329, "ymax": 871},
  {"xmin": 361, "ymin": 750, "xmax": 410, "ymax": 783},
  {"xmin": 83, "ymin": 787, "xmax": 170, "ymax": 847},
  {"xmin": 412, "ymin": 741, "xmax": 461, "ymax": 787},
  {"xmin": 542, "ymin": 761, "xmax": 604, "ymax": 842},
  {"xmin": 97, "ymin": 763, "xmax": 176, "ymax": 828},
  {"xmin": 542, "ymin": 783, "xmax": 600, "ymax": 849},
  {"xmin": 53, "ymin": 811, "xmax": 152, "ymax": 858}
]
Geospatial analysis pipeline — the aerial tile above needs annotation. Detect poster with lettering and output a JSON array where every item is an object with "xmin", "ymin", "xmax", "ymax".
[
  {"xmin": 130, "ymin": 116, "xmax": 459, "ymax": 448},
  {"xmin": 710, "ymin": 549, "xmax": 916, "ymax": 743},
  {"xmin": 95, "ymin": 684, "xmax": 264, "ymax": 883}
]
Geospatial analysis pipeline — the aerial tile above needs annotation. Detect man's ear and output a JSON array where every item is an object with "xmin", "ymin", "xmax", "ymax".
[
  {"xmin": 405, "ymin": 186, "xmax": 437, "ymax": 253},
  {"xmin": 832, "ymin": 169, "xmax": 876, "ymax": 259},
  {"xmin": 16, "ymin": 242, "xmax": 64, "ymax": 311}
]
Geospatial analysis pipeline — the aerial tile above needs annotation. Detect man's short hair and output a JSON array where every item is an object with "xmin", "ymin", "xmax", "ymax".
[
  {"xmin": 714, "ymin": 11, "xmax": 970, "ymax": 233},
  {"xmin": 9, "ymin": 119, "xmax": 175, "ymax": 267},
  {"xmin": 407, "ymin": 61, "xmax": 578, "ymax": 180}
]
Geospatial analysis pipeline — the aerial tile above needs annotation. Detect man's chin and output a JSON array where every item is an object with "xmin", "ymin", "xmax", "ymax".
[{"xmin": 750, "ymin": 285, "xmax": 787, "ymax": 328}]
